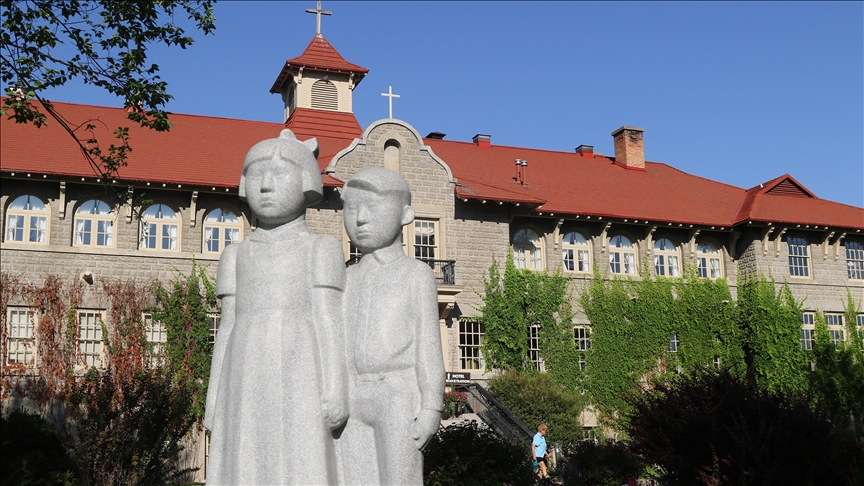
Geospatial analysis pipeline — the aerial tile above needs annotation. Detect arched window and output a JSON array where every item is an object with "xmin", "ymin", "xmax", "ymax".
[
  {"xmin": 847, "ymin": 240, "xmax": 864, "ymax": 280},
  {"xmin": 383, "ymin": 139, "xmax": 401, "ymax": 173},
  {"xmin": 74, "ymin": 199, "xmax": 115, "ymax": 247},
  {"xmin": 141, "ymin": 203, "xmax": 179, "ymax": 251},
  {"xmin": 203, "ymin": 207, "xmax": 241, "ymax": 253},
  {"xmin": 609, "ymin": 235, "xmax": 636, "ymax": 274},
  {"xmin": 562, "ymin": 231, "xmax": 591, "ymax": 273},
  {"xmin": 310, "ymin": 79, "xmax": 338, "ymax": 110},
  {"xmin": 697, "ymin": 241, "xmax": 723, "ymax": 278},
  {"xmin": 513, "ymin": 228, "xmax": 544, "ymax": 270},
  {"xmin": 5, "ymin": 194, "xmax": 48, "ymax": 244},
  {"xmin": 653, "ymin": 238, "xmax": 680, "ymax": 277}
]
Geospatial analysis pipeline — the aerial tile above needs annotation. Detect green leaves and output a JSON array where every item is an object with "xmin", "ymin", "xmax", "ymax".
[{"xmin": 1, "ymin": 0, "xmax": 215, "ymax": 214}]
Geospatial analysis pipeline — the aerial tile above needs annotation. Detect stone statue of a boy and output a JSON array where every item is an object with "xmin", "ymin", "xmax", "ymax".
[
  {"xmin": 204, "ymin": 129, "xmax": 347, "ymax": 485},
  {"xmin": 338, "ymin": 167, "xmax": 445, "ymax": 485}
]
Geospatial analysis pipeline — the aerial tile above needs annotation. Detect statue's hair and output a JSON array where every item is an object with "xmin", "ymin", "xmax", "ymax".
[
  {"xmin": 238, "ymin": 129, "xmax": 322, "ymax": 207},
  {"xmin": 342, "ymin": 167, "xmax": 411, "ymax": 206}
]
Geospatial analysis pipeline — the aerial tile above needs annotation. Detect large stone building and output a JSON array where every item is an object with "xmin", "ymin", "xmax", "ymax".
[{"xmin": 2, "ymin": 29, "xmax": 863, "ymax": 479}]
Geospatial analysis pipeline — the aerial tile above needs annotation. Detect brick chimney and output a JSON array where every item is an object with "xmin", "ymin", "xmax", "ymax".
[{"xmin": 611, "ymin": 126, "xmax": 645, "ymax": 170}]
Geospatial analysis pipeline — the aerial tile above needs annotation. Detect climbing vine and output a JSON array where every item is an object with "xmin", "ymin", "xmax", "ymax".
[{"xmin": 478, "ymin": 252, "xmax": 577, "ymax": 389}]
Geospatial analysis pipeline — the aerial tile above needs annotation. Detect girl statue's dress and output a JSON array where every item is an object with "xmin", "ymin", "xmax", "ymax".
[{"xmin": 207, "ymin": 219, "xmax": 345, "ymax": 485}]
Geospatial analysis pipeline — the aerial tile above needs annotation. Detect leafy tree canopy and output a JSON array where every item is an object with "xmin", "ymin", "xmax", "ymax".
[{"xmin": 1, "ymin": 0, "xmax": 215, "ymax": 201}]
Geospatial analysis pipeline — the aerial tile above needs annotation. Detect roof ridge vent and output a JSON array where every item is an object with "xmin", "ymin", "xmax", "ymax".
[
  {"xmin": 426, "ymin": 131, "xmax": 446, "ymax": 140},
  {"xmin": 575, "ymin": 145, "xmax": 594, "ymax": 157}
]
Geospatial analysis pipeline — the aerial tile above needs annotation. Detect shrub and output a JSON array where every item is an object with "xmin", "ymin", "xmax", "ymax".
[
  {"xmin": 423, "ymin": 421, "xmax": 535, "ymax": 486},
  {"xmin": 625, "ymin": 369, "xmax": 858, "ymax": 485},
  {"xmin": 489, "ymin": 369, "xmax": 585, "ymax": 446},
  {"xmin": 1, "ymin": 409, "xmax": 78, "ymax": 486},
  {"xmin": 558, "ymin": 440, "xmax": 647, "ymax": 486}
]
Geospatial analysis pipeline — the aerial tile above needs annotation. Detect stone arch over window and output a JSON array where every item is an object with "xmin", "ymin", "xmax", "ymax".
[
  {"xmin": 73, "ymin": 199, "xmax": 115, "ymax": 247},
  {"xmin": 5, "ymin": 194, "xmax": 49, "ymax": 244},
  {"xmin": 696, "ymin": 239, "xmax": 724, "ymax": 279},
  {"xmin": 383, "ymin": 139, "xmax": 401, "ymax": 173},
  {"xmin": 562, "ymin": 230, "xmax": 592, "ymax": 273},
  {"xmin": 653, "ymin": 237, "xmax": 681, "ymax": 277},
  {"xmin": 140, "ymin": 203, "xmax": 180, "ymax": 251},
  {"xmin": 310, "ymin": 79, "xmax": 338, "ymax": 110},
  {"xmin": 203, "ymin": 206, "xmax": 242, "ymax": 254},
  {"xmin": 609, "ymin": 234, "xmax": 637, "ymax": 275},
  {"xmin": 513, "ymin": 227, "xmax": 544, "ymax": 270}
]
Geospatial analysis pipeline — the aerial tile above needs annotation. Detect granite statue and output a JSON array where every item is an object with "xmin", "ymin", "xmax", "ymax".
[
  {"xmin": 204, "ymin": 129, "xmax": 347, "ymax": 485},
  {"xmin": 337, "ymin": 168, "xmax": 446, "ymax": 485}
]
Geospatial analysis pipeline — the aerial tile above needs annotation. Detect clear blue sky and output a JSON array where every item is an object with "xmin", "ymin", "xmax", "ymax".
[{"xmin": 47, "ymin": 1, "xmax": 863, "ymax": 208}]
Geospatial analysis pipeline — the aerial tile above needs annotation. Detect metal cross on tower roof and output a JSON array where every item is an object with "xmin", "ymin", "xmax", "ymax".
[
  {"xmin": 381, "ymin": 86, "xmax": 400, "ymax": 119},
  {"xmin": 305, "ymin": 0, "xmax": 332, "ymax": 35}
]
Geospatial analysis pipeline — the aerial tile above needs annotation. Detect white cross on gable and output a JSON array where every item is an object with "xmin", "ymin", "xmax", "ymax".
[
  {"xmin": 305, "ymin": 0, "xmax": 332, "ymax": 35},
  {"xmin": 381, "ymin": 86, "xmax": 400, "ymax": 119}
]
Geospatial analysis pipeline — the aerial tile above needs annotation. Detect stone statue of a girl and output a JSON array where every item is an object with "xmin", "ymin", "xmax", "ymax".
[{"xmin": 204, "ymin": 129, "xmax": 347, "ymax": 485}]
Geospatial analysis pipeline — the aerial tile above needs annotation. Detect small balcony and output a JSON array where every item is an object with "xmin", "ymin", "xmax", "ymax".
[{"xmin": 345, "ymin": 256, "xmax": 456, "ymax": 285}]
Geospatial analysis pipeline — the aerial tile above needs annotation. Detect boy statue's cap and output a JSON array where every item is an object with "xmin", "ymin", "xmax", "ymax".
[
  {"xmin": 239, "ymin": 129, "xmax": 323, "ymax": 207},
  {"xmin": 344, "ymin": 167, "xmax": 411, "ymax": 205}
]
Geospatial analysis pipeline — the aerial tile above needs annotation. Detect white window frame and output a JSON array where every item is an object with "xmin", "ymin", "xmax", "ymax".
[
  {"xmin": 824, "ymin": 313, "xmax": 845, "ymax": 346},
  {"xmin": 5, "ymin": 194, "xmax": 49, "ymax": 245},
  {"xmin": 77, "ymin": 310, "xmax": 104, "ymax": 368},
  {"xmin": 202, "ymin": 207, "xmax": 242, "ymax": 254},
  {"xmin": 787, "ymin": 235, "xmax": 811, "ymax": 278},
  {"xmin": 574, "ymin": 326, "xmax": 590, "ymax": 371},
  {"xmin": 653, "ymin": 237, "xmax": 681, "ymax": 277},
  {"xmin": 410, "ymin": 218, "xmax": 439, "ymax": 261},
  {"xmin": 6, "ymin": 307, "xmax": 36, "ymax": 367},
  {"xmin": 458, "ymin": 320, "xmax": 484, "ymax": 371},
  {"xmin": 609, "ymin": 235, "xmax": 637, "ymax": 275},
  {"xmin": 846, "ymin": 240, "xmax": 864, "ymax": 280},
  {"xmin": 801, "ymin": 312, "xmax": 815, "ymax": 350},
  {"xmin": 528, "ymin": 324, "xmax": 544, "ymax": 371},
  {"xmin": 697, "ymin": 241, "xmax": 723, "ymax": 279},
  {"xmin": 208, "ymin": 314, "xmax": 221, "ymax": 344},
  {"xmin": 856, "ymin": 314, "xmax": 864, "ymax": 345},
  {"xmin": 513, "ymin": 228, "xmax": 544, "ymax": 270},
  {"xmin": 140, "ymin": 203, "xmax": 180, "ymax": 251},
  {"xmin": 73, "ymin": 199, "xmax": 116, "ymax": 248},
  {"xmin": 562, "ymin": 231, "xmax": 592, "ymax": 274},
  {"xmin": 143, "ymin": 313, "xmax": 167, "ymax": 367}
]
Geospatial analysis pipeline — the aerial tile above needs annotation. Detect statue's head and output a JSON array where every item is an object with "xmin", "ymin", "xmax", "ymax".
[
  {"xmin": 239, "ymin": 129, "xmax": 323, "ymax": 224},
  {"xmin": 341, "ymin": 167, "xmax": 414, "ymax": 253}
]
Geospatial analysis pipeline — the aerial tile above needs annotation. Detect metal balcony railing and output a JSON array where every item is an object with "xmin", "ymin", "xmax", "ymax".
[{"xmin": 345, "ymin": 256, "xmax": 456, "ymax": 285}]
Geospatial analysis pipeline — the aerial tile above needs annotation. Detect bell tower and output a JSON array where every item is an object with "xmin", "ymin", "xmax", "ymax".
[{"xmin": 269, "ymin": 4, "xmax": 368, "ymax": 123}]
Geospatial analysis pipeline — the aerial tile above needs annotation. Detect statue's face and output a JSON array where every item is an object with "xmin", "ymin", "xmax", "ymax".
[
  {"xmin": 244, "ymin": 159, "xmax": 305, "ymax": 224},
  {"xmin": 342, "ymin": 188, "xmax": 410, "ymax": 253}
]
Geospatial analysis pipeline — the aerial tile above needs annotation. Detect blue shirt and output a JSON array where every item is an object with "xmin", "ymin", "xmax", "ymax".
[{"xmin": 533, "ymin": 432, "xmax": 547, "ymax": 458}]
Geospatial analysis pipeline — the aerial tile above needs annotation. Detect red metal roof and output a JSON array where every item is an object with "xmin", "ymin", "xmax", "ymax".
[
  {"xmin": 2, "ymin": 100, "xmax": 860, "ymax": 230},
  {"xmin": 270, "ymin": 34, "xmax": 368, "ymax": 93},
  {"xmin": 0, "ymin": 101, "xmax": 352, "ymax": 188},
  {"xmin": 285, "ymin": 107, "xmax": 362, "ymax": 140}
]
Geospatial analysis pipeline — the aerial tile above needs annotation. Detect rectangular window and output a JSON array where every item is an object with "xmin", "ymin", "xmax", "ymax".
[
  {"xmin": 6, "ymin": 308, "xmax": 35, "ymax": 366},
  {"xmin": 413, "ymin": 220, "xmax": 437, "ymax": 260},
  {"xmin": 668, "ymin": 333, "xmax": 679, "ymax": 353},
  {"xmin": 143, "ymin": 314, "xmax": 167, "ymax": 367},
  {"xmin": 162, "ymin": 224, "xmax": 178, "ymax": 250},
  {"xmin": 6, "ymin": 215, "xmax": 24, "ymax": 241},
  {"xmin": 528, "ymin": 325, "xmax": 543, "ymax": 371},
  {"xmin": 825, "ymin": 313, "xmax": 845, "ymax": 345},
  {"xmin": 801, "ymin": 313, "xmax": 815, "ymax": 350},
  {"xmin": 78, "ymin": 311, "xmax": 103, "ymax": 368},
  {"xmin": 458, "ymin": 320, "xmax": 484, "ymax": 370},
  {"xmin": 564, "ymin": 248, "xmax": 591, "ymax": 272},
  {"xmin": 857, "ymin": 314, "xmax": 864, "ymax": 344},
  {"xmin": 788, "ymin": 236, "xmax": 810, "ymax": 277},
  {"xmin": 208, "ymin": 314, "xmax": 221, "ymax": 344},
  {"xmin": 574, "ymin": 327, "xmax": 590, "ymax": 371}
]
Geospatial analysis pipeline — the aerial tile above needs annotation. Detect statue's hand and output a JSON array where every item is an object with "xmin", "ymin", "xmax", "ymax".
[
  {"xmin": 321, "ymin": 392, "xmax": 348, "ymax": 430},
  {"xmin": 410, "ymin": 408, "xmax": 440, "ymax": 450}
]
